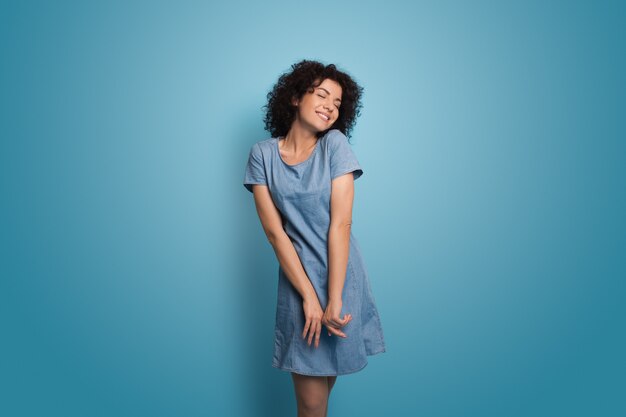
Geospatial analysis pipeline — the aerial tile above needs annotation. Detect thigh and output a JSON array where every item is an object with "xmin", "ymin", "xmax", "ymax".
[
  {"xmin": 327, "ymin": 376, "xmax": 338, "ymax": 392},
  {"xmin": 291, "ymin": 372, "xmax": 329, "ymax": 404}
]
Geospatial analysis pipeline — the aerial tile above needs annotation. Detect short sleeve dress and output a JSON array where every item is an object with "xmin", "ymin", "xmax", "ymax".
[{"xmin": 243, "ymin": 128, "xmax": 386, "ymax": 376}]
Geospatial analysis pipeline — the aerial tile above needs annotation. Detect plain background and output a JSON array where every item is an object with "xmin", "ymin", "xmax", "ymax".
[{"xmin": 1, "ymin": 1, "xmax": 624, "ymax": 416}]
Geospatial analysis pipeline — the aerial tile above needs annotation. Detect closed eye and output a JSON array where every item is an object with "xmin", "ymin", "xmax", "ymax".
[{"xmin": 318, "ymin": 94, "xmax": 341, "ymax": 109}]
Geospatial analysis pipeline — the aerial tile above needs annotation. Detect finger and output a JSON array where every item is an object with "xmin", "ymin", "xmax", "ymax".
[
  {"xmin": 327, "ymin": 325, "xmax": 347, "ymax": 338},
  {"xmin": 315, "ymin": 325, "xmax": 321, "ymax": 348},
  {"xmin": 340, "ymin": 313, "xmax": 351, "ymax": 325},
  {"xmin": 329, "ymin": 317, "xmax": 342, "ymax": 328},
  {"xmin": 308, "ymin": 321, "xmax": 319, "ymax": 346},
  {"xmin": 308, "ymin": 321, "xmax": 317, "ymax": 346},
  {"xmin": 302, "ymin": 319, "xmax": 311, "ymax": 339},
  {"xmin": 330, "ymin": 314, "xmax": 351, "ymax": 328}
]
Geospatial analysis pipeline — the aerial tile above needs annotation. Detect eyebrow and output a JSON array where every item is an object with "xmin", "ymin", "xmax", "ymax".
[{"xmin": 316, "ymin": 87, "xmax": 342, "ymax": 103}]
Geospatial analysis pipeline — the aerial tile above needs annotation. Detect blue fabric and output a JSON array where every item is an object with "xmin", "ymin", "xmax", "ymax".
[{"xmin": 243, "ymin": 129, "xmax": 386, "ymax": 376}]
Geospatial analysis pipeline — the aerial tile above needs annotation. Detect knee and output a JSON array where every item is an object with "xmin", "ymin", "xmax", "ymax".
[{"xmin": 298, "ymin": 393, "xmax": 327, "ymax": 414}]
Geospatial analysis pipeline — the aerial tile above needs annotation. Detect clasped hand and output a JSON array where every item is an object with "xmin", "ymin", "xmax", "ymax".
[{"xmin": 301, "ymin": 297, "xmax": 352, "ymax": 348}]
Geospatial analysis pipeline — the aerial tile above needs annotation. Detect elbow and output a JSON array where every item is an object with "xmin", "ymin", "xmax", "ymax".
[
  {"xmin": 265, "ymin": 228, "xmax": 283, "ymax": 247},
  {"xmin": 329, "ymin": 220, "xmax": 352, "ymax": 232}
]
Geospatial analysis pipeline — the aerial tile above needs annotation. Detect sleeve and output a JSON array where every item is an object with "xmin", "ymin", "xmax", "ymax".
[
  {"xmin": 329, "ymin": 130, "xmax": 363, "ymax": 181},
  {"xmin": 243, "ymin": 143, "xmax": 267, "ymax": 193}
]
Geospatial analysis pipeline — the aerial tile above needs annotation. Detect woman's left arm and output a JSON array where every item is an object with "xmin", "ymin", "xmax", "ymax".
[{"xmin": 325, "ymin": 172, "xmax": 356, "ymax": 334}]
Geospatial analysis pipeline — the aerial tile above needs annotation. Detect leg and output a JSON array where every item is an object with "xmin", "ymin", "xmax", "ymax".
[
  {"xmin": 327, "ymin": 376, "xmax": 338, "ymax": 394},
  {"xmin": 324, "ymin": 376, "xmax": 338, "ymax": 417},
  {"xmin": 291, "ymin": 372, "xmax": 329, "ymax": 417}
]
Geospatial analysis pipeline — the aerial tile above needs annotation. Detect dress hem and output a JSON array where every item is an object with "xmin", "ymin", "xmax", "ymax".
[
  {"xmin": 271, "ymin": 347, "xmax": 386, "ymax": 376},
  {"xmin": 272, "ymin": 360, "xmax": 368, "ymax": 376}
]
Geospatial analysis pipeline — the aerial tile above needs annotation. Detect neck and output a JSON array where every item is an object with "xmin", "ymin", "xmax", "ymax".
[{"xmin": 282, "ymin": 121, "xmax": 319, "ymax": 151}]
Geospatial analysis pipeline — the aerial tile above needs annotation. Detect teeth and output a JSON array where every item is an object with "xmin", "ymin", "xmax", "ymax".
[{"xmin": 317, "ymin": 112, "xmax": 329, "ymax": 121}]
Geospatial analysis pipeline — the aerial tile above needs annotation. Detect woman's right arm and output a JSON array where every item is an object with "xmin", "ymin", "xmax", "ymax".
[
  {"xmin": 251, "ymin": 184, "xmax": 328, "ymax": 347},
  {"xmin": 251, "ymin": 184, "xmax": 317, "ymax": 302}
]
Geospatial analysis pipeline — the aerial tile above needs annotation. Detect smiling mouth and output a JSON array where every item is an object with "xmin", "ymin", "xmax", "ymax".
[{"xmin": 316, "ymin": 111, "xmax": 330, "ymax": 122}]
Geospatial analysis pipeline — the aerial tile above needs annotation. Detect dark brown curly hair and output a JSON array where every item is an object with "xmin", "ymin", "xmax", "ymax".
[{"xmin": 262, "ymin": 59, "xmax": 364, "ymax": 142}]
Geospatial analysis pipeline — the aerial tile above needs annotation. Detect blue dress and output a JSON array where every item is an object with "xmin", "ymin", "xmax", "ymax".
[{"xmin": 243, "ymin": 128, "xmax": 386, "ymax": 376}]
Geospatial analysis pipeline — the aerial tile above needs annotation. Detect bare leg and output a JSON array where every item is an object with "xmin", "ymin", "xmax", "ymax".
[
  {"xmin": 324, "ymin": 376, "xmax": 338, "ymax": 417},
  {"xmin": 327, "ymin": 376, "xmax": 338, "ymax": 394},
  {"xmin": 291, "ymin": 372, "xmax": 329, "ymax": 417}
]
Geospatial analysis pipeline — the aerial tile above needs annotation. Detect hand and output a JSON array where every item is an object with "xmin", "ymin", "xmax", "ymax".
[
  {"xmin": 301, "ymin": 296, "xmax": 325, "ymax": 348},
  {"xmin": 323, "ymin": 299, "xmax": 352, "ymax": 338}
]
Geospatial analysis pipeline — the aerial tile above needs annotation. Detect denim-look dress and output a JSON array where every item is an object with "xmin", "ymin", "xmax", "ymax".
[{"xmin": 243, "ymin": 128, "xmax": 386, "ymax": 376}]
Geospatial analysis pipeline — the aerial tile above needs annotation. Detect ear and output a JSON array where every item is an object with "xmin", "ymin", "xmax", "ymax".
[{"xmin": 291, "ymin": 96, "xmax": 299, "ymax": 106}]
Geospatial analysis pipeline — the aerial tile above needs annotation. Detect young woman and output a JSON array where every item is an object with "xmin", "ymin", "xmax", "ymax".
[{"xmin": 243, "ymin": 59, "xmax": 386, "ymax": 417}]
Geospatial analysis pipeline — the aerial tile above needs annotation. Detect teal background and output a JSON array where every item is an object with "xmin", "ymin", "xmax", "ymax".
[{"xmin": 1, "ymin": 1, "xmax": 624, "ymax": 416}]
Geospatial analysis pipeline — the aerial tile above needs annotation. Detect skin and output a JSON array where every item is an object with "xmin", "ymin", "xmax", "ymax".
[{"xmin": 251, "ymin": 78, "xmax": 356, "ymax": 416}]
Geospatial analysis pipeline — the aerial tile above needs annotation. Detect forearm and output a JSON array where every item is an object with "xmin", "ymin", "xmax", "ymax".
[
  {"xmin": 327, "ymin": 224, "xmax": 351, "ymax": 303},
  {"xmin": 268, "ymin": 231, "xmax": 318, "ymax": 302}
]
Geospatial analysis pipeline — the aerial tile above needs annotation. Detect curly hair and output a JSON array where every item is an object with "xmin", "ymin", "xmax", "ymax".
[{"xmin": 262, "ymin": 59, "xmax": 364, "ymax": 141}]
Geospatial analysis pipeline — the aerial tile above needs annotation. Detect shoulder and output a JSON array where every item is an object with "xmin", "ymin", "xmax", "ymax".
[
  {"xmin": 323, "ymin": 129, "xmax": 356, "ymax": 156},
  {"xmin": 324, "ymin": 128, "xmax": 346, "ymax": 142},
  {"xmin": 322, "ymin": 129, "xmax": 348, "ymax": 148},
  {"xmin": 248, "ymin": 137, "xmax": 275, "ymax": 157},
  {"xmin": 252, "ymin": 137, "xmax": 275, "ymax": 150},
  {"xmin": 256, "ymin": 137, "xmax": 275, "ymax": 147}
]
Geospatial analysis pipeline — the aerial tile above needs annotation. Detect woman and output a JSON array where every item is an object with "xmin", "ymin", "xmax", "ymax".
[{"xmin": 243, "ymin": 59, "xmax": 386, "ymax": 416}]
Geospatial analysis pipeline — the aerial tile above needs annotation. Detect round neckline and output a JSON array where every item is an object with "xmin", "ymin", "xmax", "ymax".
[{"xmin": 276, "ymin": 136, "xmax": 320, "ymax": 167}]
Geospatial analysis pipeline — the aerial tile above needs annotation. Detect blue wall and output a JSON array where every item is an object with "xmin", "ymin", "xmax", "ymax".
[{"xmin": 1, "ymin": 1, "xmax": 624, "ymax": 416}]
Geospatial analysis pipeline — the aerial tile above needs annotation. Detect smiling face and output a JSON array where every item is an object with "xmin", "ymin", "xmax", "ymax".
[{"xmin": 293, "ymin": 78, "xmax": 343, "ymax": 132}]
